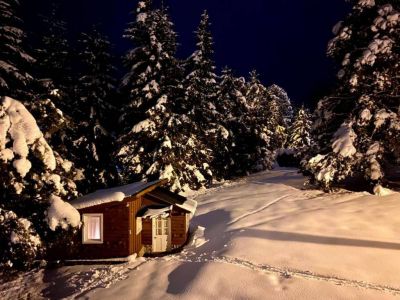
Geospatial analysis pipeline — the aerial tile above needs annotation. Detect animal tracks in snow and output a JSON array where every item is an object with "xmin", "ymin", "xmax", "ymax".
[{"xmin": 170, "ymin": 254, "xmax": 400, "ymax": 296}]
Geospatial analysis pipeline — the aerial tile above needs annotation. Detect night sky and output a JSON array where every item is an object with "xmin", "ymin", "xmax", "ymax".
[{"xmin": 23, "ymin": 0, "xmax": 351, "ymax": 107}]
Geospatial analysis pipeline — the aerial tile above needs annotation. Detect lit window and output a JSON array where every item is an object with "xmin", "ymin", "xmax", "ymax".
[{"xmin": 82, "ymin": 214, "xmax": 103, "ymax": 244}]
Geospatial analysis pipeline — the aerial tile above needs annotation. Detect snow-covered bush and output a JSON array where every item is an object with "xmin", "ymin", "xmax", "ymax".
[
  {"xmin": 0, "ymin": 209, "xmax": 42, "ymax": 272},
  {"xmin": 305, "ymin": 0, "xmax": 400, "ymax": 193}
]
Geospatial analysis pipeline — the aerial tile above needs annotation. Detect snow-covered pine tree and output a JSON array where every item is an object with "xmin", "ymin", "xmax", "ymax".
[
  {"xmin": 217, "ymin": 67, "xmax": 251, "ymax": 177},
  {"xmin": 184, "ymin": 11, "xmax": 230, "ymax": 180},
  {"xmin": 266, "ymin": 95, "xmax": 288, "ymax": 151},
  {"xmin": 184, "ymin": 10, "xmax": 219, "ymax": 126},
  {"xmin": 267, "ymin": 84, "xmax": 294, "ymax": 128},
  {"xmin": 265, "ymin": 84, "xmax": 293, "ymax": 150},
  {"xmin": 116, "ymin": 1, "xmax": 212, "ymax": 192},
  {"xmin": 282, "ymin": 105, "xmax": 314, "ymax": 166},
  {"xmin": 119, "ymin": 0, "xmax": 176, "ymax": 130},
  {"xmin": 77, "ymin": 27, "xmax": 117, "ymax": 129},
  {"xmin": 306, "ymin": 0, "xmax": 400, "ymax": 194},
  {"xmin": 35, "ymin": 5, "xmax": 74, "ymax": 106},
  {"xmin": 0, "ymin": 97, "xmax": 81, "ymax": 271},
  {"xmin": 74, "ymin": 28, "xmax": 118, "ymax": 192},
  {"xmin": 243, "ymin": 70, "xmax": 275, "ymax": 171},
  {"xmin": 0, "ymin": 0, "xmax": 35, "ymax": 99}
]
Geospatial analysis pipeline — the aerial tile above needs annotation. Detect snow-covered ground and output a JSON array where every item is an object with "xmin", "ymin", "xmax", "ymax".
[{"xmin": 2, "ymin": 168, "xmax": 400, "ymax": 299}]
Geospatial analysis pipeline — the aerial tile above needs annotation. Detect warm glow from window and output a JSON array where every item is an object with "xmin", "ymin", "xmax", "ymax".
[
  {"xmin": 83, "ymin": 214, "xmax": 103, "ymax": 244},
  {"xmin": 87, "ymin": 216, "xmax": 101, "ymax": 240}
]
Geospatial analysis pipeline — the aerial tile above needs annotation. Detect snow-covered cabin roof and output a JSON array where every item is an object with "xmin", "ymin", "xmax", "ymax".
[
  {"xmin": 176, "ymin": 199, "xmax": 197, "ymax": 215},
  {"xmin": 70, "ymin": 180, "xmax": 164, "ymax": 210},
  {"xmin": 146, "ymin": 188, "xmax": 197, "ymax": 215},
  {"xmin": 141, "ymin": 206, "xmax": 173, "ymax": 219}
]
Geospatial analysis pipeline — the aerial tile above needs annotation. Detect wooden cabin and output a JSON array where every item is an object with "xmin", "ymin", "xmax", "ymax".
[{"xmin": 69, "ymin": 180, "xmax": 197, "ymax": 259}]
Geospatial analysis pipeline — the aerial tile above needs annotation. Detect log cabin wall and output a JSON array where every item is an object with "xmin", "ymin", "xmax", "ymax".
[
  {"xmin": 142, "ymin": 218, "xmax": 153, "ymax": 246},
  {"xmin": 76, "ymin": 202, "xmax": 130, "ymax": 259},
  {"xmin": 171, "ymin": 208, "xmax": 189, "ymax": 246}
]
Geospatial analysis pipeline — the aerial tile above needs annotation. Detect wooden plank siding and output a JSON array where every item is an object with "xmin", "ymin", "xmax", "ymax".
[
  {"xmin": 76, "ymin": 202, "xmax": 131, "ymax": 259},
  {"xmin": 72, "ymin": 189, "xmax": 191, "ymax": 259},
  {"xmin": 142, "ymin": 218, "xmax": 153, "ymax": 245},
  {"xmin": 128, "ymin": 196, "xmax": 143, "ymax": 256},
  {"xmin": 171, "ymin": 210, "xmax": 189, "ymax": 246}
]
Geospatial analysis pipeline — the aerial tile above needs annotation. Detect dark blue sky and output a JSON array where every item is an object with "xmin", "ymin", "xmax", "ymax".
[{"xmin": 23, "ymin": 0, "xmax": 350, "ymax": 106}]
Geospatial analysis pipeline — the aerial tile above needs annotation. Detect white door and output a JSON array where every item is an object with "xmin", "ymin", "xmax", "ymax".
[{"xmin": 152, "ymin": 217, "xmax": 170, "ymax": 252}]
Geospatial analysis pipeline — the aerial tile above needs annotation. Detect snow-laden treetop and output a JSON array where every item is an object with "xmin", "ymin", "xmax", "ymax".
[{"xmin": 0, "ymin": 96, "xmax": 56, "ymax": 177}]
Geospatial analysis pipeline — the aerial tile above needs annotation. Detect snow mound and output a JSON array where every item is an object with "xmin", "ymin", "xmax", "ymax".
[
  {"xmin": 47, "ymin": 195, "xmax": 81, "ymax": 231},
  {"xmin": 187, "ymin": 226, "xmax": 208, "ymax": 249},
  {"xmin": 373, "ymin": 185, "xmax": 396, "ymax": 196},
  {"xmin": 332, "ymin": 122, "xmax": 357, "ymax": 158}
]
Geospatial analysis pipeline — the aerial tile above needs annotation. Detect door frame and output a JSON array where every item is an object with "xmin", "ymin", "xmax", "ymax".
[{"xmin": 152, "ymin": 216, "xmax": 171, "ymax": 253}]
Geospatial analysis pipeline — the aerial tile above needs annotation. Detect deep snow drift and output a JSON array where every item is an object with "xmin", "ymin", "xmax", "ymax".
[{"xmin": 1, "ymin": 168, "xmax": 400, "ymax": 299}]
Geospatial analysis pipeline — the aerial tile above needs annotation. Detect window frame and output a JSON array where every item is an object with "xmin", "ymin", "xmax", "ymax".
[{"xmin": 82, "ymin": 213, "xmax": 104, "ymax": 244}]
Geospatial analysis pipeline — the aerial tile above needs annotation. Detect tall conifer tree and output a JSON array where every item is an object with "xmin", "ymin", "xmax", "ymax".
[
  {"xmin": 306, "ymin": 0, "xmax": 400, "ymax": 193},
  {"xmin": 0, "ymin": 0, "xmax": 35, "ymax": 99}
]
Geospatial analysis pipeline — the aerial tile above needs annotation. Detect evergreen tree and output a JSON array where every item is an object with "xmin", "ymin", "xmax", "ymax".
[
  {"xmin": 184, "ymin": 11, "xmax": 219, "ymax": 126},
  {"xmin": 77, "ymin": 27, "xmax": 117, "ymax": 128},
  {"xmin": 74, "ymin": 28, "xmax": 118, "ymax": 192},
  {"xmin": 217, "ymin": 69, "xmax": 258, "ymax": 175},
  {"xmin": 0, "ymin": 0, "xmax": 35, "ymax": 99},
  {"xmin": 306, "ymin": 0, "xmax": 400, "ymax": 193},
  {"xmin": 243, "ymin": 71, "xmax": 276, "ymax": 171},
  {"xmin": 266, "ymin": 96, "xmax": 287, "ymax": 151},
  {"xmin": 267, "ymin": 84, "xmax": 294, "ymax": 128},
  {"xmin": 215, "ymin": 68, "xmax": 245, "ymax": 177},
  {"xmin": 116, "ymin": 1, "xmax": 212, "ymax": 192},
  {"xmin": 35, "ymin": 5, "xmax": 74, "ymax": 106},
  {"xmin": 287, "ymin": 106, "xmax": 313, "ymax": 155},
  {"xmin": 119, "ymin": 0, "xmax": 177, "ymax": 131},
  {"xmin": 184, "ymin": 11, "xmax": 229, "ymax": 179},
  {"xmin": 0, "ymin": 97, "xmax": 80, "ymax": 271},
  {"xmin": 266, "ymin": 84, "xmax": 293, "ymax": 149}
]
